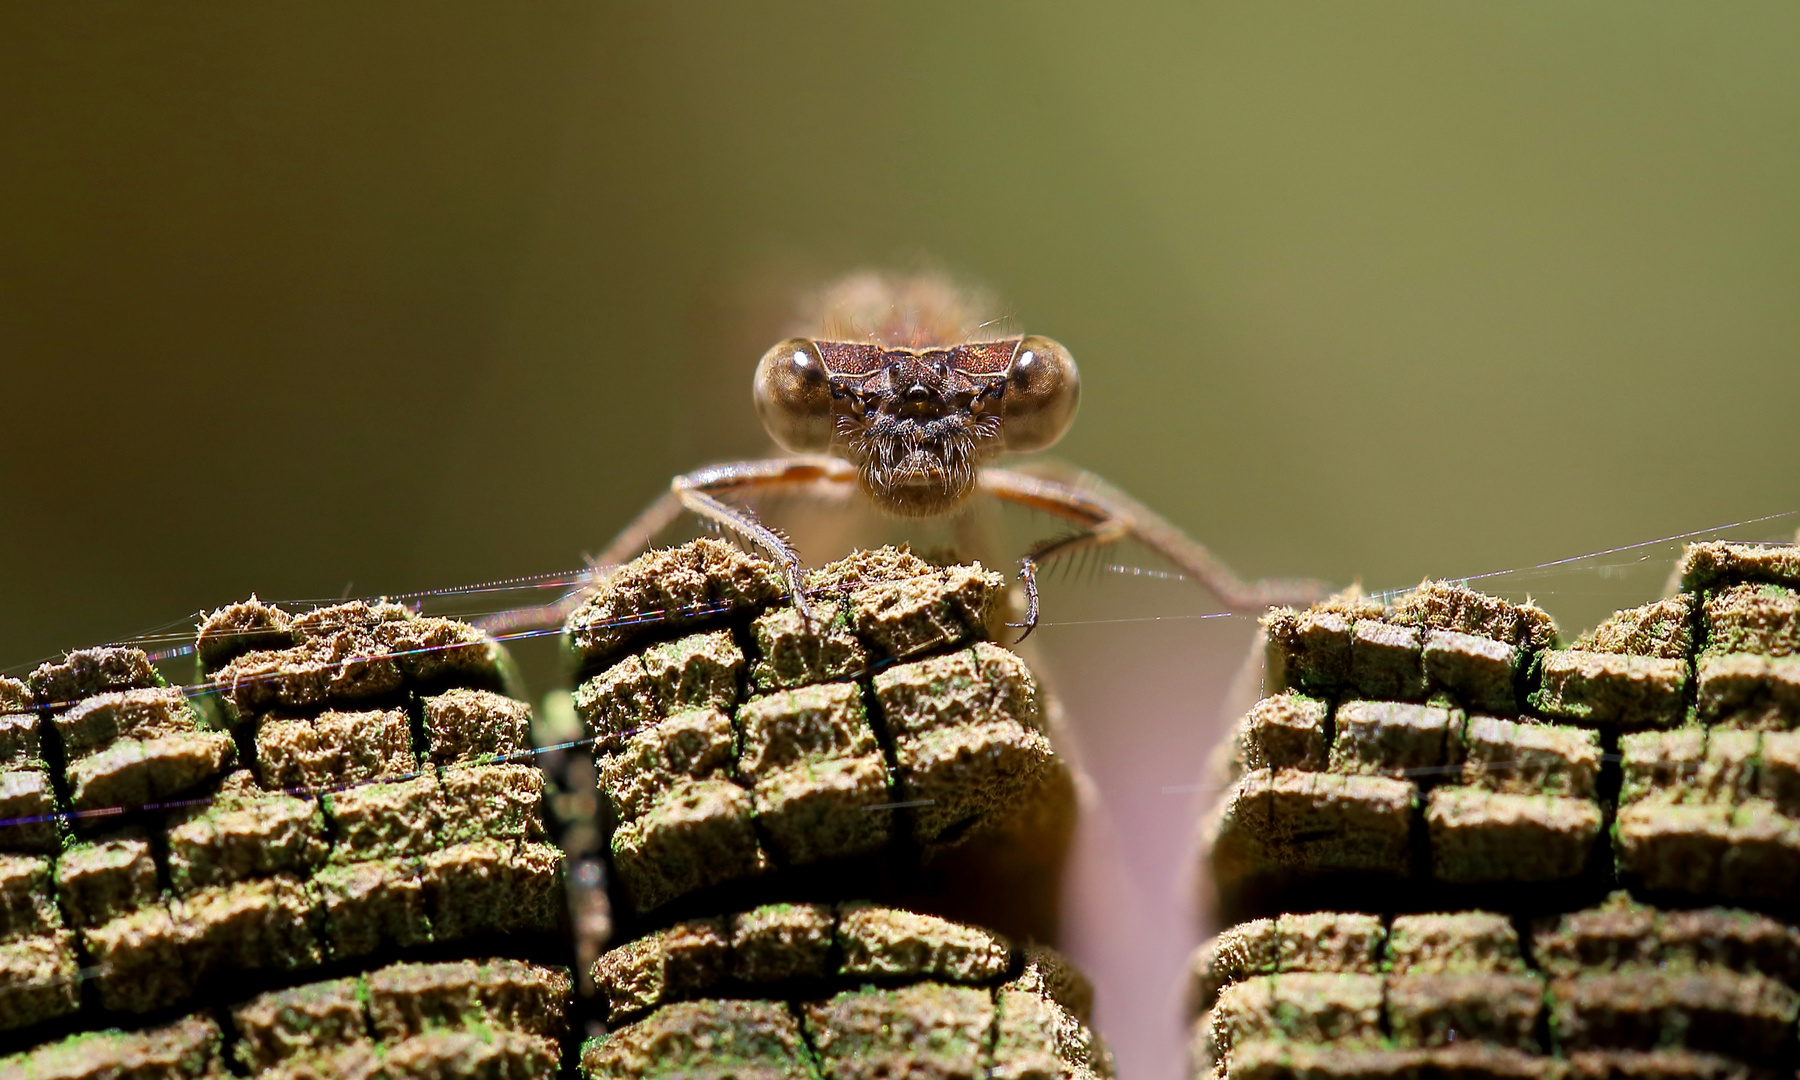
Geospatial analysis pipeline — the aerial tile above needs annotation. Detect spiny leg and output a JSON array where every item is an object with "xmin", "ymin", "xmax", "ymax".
[
  {"xmin": 472, "ymin": 490, "xmax": 689, "ymax": 634},
  {"xmin": 607, "ymin": 456, "xmax": 858, "ymax": 621},
  {"xmin": 979, "ymin": 465, "xmax": 1333, "ymax": 641},
  {"xmin": 1008, "ymin": 519, "xmax": 1132, "ymax": 643}
]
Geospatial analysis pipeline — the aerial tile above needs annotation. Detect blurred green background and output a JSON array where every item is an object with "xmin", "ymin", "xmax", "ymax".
[
  {"xmin": 4, "ymin": 4, "xmax": 1796, "ymax": 666},
  {"xmin": 4, "ymin": 6, "xmax": 1798, "ymax": 1076},
  {"xmin": 7, "ymin": 4, "xmax": 1792, "ymax": 1072}
]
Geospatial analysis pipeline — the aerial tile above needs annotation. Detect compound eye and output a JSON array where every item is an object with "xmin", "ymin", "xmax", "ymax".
[
  {"xmin": 754, "ymin": 337, "xmax": 835, "ymax": 453},
  {"xmin": 1001, "ymin": 335, "xmax": 1079, "ymax": 452}
]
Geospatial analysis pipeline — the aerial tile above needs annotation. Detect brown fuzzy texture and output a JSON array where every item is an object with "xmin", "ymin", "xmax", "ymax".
[
  {"xmin": 207, "ymin": 598, "xmax": 504, "ymax": 722},
  {"xmin": 194, "ymin": 595, "xmax": 300, "ymax": 670},
  {"xmin": 572, "ymin": 541, "xmax": 1068, "ymax": 933},
  {"xmin": 0, "ymin": 958, "xmax": 571, "ymax": 1079},
  {"xmin": 53, "ymin": 686, "xmax": 237, "ymax": 812},
  {"xmin": 1264, "ymin": 581, "xmax": 1554, "ymax": 704},
  {"xmin": 27, "ymin": 646, "xmax": 162, "ymax": 709},
  {"xmin": 253, "ymin": 707, "xmax": 415, "ymax": 789},
  {"xmin": 2, "ymin": 1014, "xmax": 223, "ymax": 1080},
  {"xmin": 586, "ymin": 950, "xmax": 1112, "ymax": 1080},
  {"xmin": 1199, "ymin": 544, "xmax": 1800, "ymax": 1079},
  {"xmin": 1576, "ymin": 596, "xmax": 1696, "ymax": 660},
  {"xmin": 592, "ymin": 901, "xmax": 1023, "ymax": 1026},
  {"xmin": 1680, "ymin": 541, "xmax": 1800, "ymax": 592},
  {"xmin": 0, "ymin": 676, "xmax": 32, "ymax": 716},
  {"xmin": 1213, "ymin": 562, "xmax": 1800, "ymax": 922},
  {"xmin": 0, "ymin": 597, "xmax": 552, "ymax": 1037},
  {"xmin": 585, "ymin": 903, "xmax": 1111, "ymax": 1079},
  {"xmin": 567, "ymin": 539, "xmax": 785, "ymax": 667},
  {"xmin": 0, "ymin": 712, "xmax": 41, "ymax": 772},
  {"xmin": 0, "ymin": 768, "xmax": 62, "ymax": 853},
  {"xmin": 52, "ymin": 837, "xmax": 157, "ymax": 929},
  {"xmin": 1193, "ymin": 893, "xmax": 1800, "ymax": 1078}
]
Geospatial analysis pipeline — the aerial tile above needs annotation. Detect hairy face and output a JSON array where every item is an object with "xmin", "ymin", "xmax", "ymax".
[
  {"xmin": 754, "ymin": 273, "xmax": 1079, "ymax": 518},
  {"xmin": 836, "ymin": 350, "xmax": 1006, "ymax": 517},
  {"xmin": 755, "ymin": 334, "xmax": 1079, "ymax": 518}
]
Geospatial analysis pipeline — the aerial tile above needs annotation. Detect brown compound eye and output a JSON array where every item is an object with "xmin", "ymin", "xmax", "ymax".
[
  {"xmin": 754, "ymin": 337, "xmax": 835, "ymax": 452},
  {"xmin": 1000, "ymin": 335, "xmax": 1079, "ymax": 452}
]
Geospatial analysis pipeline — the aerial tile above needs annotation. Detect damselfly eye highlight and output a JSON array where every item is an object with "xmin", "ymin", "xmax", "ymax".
[
  {"xmin": 1000, "ymin": 335, "xmax": 1078, "ymax": 452},
  {"xmin": 754, "ymin": 337, "xmax": 835, "ymax": 453}
]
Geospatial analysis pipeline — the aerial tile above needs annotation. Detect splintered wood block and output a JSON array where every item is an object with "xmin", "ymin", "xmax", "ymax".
[
  {"xmin": 1197, "ymin": 543, "xmax": 1800, "ymax": 1080},
  {"xmin": 5, "ymin": 958, "xmax": 573, "ymax": 1079},
  {"xmin": 1533, "ymin": 649, "xmax": 1688, "ymax": 729},
  {"xmin": 205, "ymin": 597, "xmax": 506, "ymax": 721},
  {"xmin": 27, "ymin": 647, "xmax": 162, "ymax": 708},
  {"xmin": 572, "ymin": 542, "xmax": 1066, "ymax": 924},
  {"xmin": 0, "ymin": 1015, "xmax": 222, "ymax": 1079},
  {"xmin": 1230, "ymin": 693, "xmax": 1329, "ymax": 774},
  {"xmin": 0, "ymin": 593, "xmax": 556, "ymax": 1058},
  {"xmin": 1264, "ymin": 579, "xmax": 1553, "ymax": 709},
  {"xmin": 1697, "ymin": 653, "xmax": 1800, "ymax": 728},
  {"xmin": 1210, "ymin": 768, "xmax": 1416, "ymax": 883},
  {"xmin": 1425, "ymin": 787, "xmax": 1602, "ymax": 884},
  {"xmin": 1576, "ymin": 595, "xmax": 1695, "ymax": 660},
  {"xmin": 1327, "ymin": 700, "xmax": 1460, "ymax": 779},
  {"xmin": 1680, "ymin": 541, "xmax": 1800, "ymax": 592},
  {"xmin": 583, "ymin": 900, "xmax": 1109, "ymax": 1079},
  {"xmin": 1460, "ymin": 715, "xmax": 1601, "ymax": 798},
  {"xmin": 1192, "ymin": 892, "xmax": 1800, "ymax": 1079}
]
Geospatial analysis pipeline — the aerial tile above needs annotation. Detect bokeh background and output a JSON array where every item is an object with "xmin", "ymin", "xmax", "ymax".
[{"xmin": 4, "ymin": 6, "xmax": 1797, "ymax": 1078}]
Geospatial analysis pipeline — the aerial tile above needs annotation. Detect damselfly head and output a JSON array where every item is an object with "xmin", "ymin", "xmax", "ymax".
[
  {"xmin": 753, "ymin": 333, "xmax": 1079, "ymax": 517},
  {"xmin": 753, "ymin": 272, "xmax": 1080, "ymax": 517}
]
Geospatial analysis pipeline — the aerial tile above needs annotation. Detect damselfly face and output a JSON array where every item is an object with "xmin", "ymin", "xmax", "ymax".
[
  {"xmin": 754, "ymin": 334, "xmax": 1079, "ymax": 517},
  {"xmin": 602, "ymin": 271, "xmax": 1325, "ymax": 641}
]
